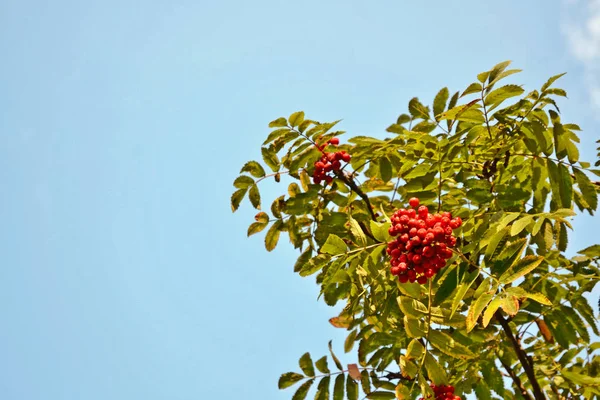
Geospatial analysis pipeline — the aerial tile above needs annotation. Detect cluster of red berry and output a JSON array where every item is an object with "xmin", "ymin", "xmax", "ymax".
[
  {"xmin": 312, "ymin": 137, "xmax": 351, "ymax": 185},
  {"xmin": 386, "ymin": 197, "xmax": 462, "ymax": 284},
  {"xmin": 419, "ymin": 384, "xmax": 461, "ymax": 400}
]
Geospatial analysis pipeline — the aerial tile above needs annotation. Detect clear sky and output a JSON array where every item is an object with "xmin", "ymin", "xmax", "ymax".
[{"xmin": 0, "ymin": 1, "xmax": 598, "ymax": 399}]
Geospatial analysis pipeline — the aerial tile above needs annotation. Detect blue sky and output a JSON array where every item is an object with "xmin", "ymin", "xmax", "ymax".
[{"xmin": 0, "ymin": 1, "xmax": 598, "ymax": 399}]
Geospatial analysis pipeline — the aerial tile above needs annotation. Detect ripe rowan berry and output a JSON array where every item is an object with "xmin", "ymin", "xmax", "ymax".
[{"xmin": 386, "ymin": 197, "xmax": 463, "ymax": 285}]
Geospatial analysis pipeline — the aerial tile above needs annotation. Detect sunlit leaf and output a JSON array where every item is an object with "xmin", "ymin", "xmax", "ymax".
[{"xmin": 321, "ymin": 234, "xmax": 347, "ymax": 255}]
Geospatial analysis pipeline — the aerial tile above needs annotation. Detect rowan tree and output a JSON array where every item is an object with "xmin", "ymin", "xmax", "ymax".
[{"xmin": 231, "ymin": 61, "xmax": 600, "ymax": 399}]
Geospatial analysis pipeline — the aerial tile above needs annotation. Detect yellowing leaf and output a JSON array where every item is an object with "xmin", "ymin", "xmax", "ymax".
[
  {"xmin": 466, "ymin": 293, "xmax": 494, "ymax": 332},
  {"xmin": 482, "ymin": 298, "xmax": 502, "ymax": 327}
]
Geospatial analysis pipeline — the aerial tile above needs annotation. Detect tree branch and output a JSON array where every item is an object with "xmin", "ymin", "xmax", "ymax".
[
  {"xmin": 337, "ymin": 171, "xmax": 378, "ymax": 221},
  {"xmin": 496, "ymin": 311, "xmax": 546, "ymax": 400},
  {"xmin": 498, "ymin": 355, "xmax": 534, "ymax": 400}
]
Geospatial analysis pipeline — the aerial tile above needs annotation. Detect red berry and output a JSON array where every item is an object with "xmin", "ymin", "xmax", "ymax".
[
  {"xmin": 417, "ymin": 275, "xmax": 427, "ymax": 284},
  {"xmin": 342, "ymin": 152, "xmax": 351, "ymax": 162},
  {"xmin": 409, "ymin": 197, "xmax": 420, "ymax": 208},
  {"xmin": 328, "ymin": 137, "xmax": 340, "ymax": 145},
  {"xmin": 418, "ymin": 205, "xmax": 428, "ymax": 216}
]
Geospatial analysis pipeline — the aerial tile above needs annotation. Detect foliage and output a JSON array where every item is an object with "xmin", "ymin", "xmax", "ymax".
[{"xmin": 232, "ymin": 61, "xmax": 600, "ymax": 399}]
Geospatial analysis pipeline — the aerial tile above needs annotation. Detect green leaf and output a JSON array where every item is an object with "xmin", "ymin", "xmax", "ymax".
[
  {"xmin": 279, "ymin": 372, "xmax": 305, "ymax": 389},
  {"xmin": 499, "ymin": 255, "xmax": 544, "ymax": 284},
  {"xmin": 292, "ymin": 379, "xmax": 314, "ymax": 400},
  {"xmin": 485, "ymin": 84, "xmax": 524, "ymax": 107},
  {"xmin": 379, "ymin": 156, "xmax": 393, "ymax": 182},
  {"xmin": 578, "ymin": 244, "xmax": 600, "ymax": 258},
  {"xmin": 506, "ymin": 287, "xmax": 552, "ymax": 306},
  {"xmin": 328, "ymin": 341, "xmax": 344, "ymax": 371},
  {"xmin": 299, "ymin": 352, "xmax": 315, "ymax": 377},
  {"xmin": 263, "ymin": 127, "xmax": 292, "ymax": 145},
  {"xmin": 466, "ymin": 293, "xmax": 494, "ymax": 332},
  {"xmin": 477, "ymin": 71, "xmax": 490, "ymax": 84},
  {"xmin": 269, "ymin": 117, "xmax": 288, "ymax": 128},
  {"xmin": 474, "ymin": 380, "xmax": 493, "ymax": 400},
  {"xmin": 315, "ymin": 356, "xmax": 330, "ymax": 374},
  {"xmin": 461, "ymin": 82, "xmax": 482, "ymax": 97},
  {"xmin": 547, "ymin": 159, "xmax": 564, "ymax": 208},
  {"xmin": 408, "ymin": 97, "xmax": 430, "ymax": 119},
  {"xmin": 482, "ymin": 298, "xmax": 502, "ymax": 327},
  {"xmin": 294, "ymin": 247, "xmax": 313, "ymax": 272},
  {"xmin": 348, "ymin": 217, "xmax": 367, "ymax": 247},
  {"xmin": 488, "ymin": 60, "xmax": 512, "ymax": 83},
  {"xmin": 541, "ymin": 72, "xmax": 567, "ymax": 92},
  {"xmin": 366, "ymin": 392, "xmax": 396, "ymax": 399},
  {"xmin": 433, "ymin": 87, "xmax": 449, "ymax": 119},
  {"xmin": 429, "ymin": 330, "xmax": 476, "ymax": 359},
  {"xmin": 510, "ymin": 215, "xmax": 533, "ymax": 236},
  {"xmin": 562, "ymin": 369, "xmax": 600, "ymax": 386},
  {"xmin": 333, "ymin": 374, "xmax": 345, "ymax": 400},
  {"xmin": 247, "ymin": 221, "xmax": 267, "ymax": 236},
  {"xmin": 321, "ymin": 234, "xmax": 347, "ymax": 255},
  {"xmin": 346, "ymin": 375, "xmax": 359, "ymax": 400},
  {"xmin": 450, "ymin": 270, "xmax": 480, "ymax": 318},
  {"xmin": 315, "ymin": 376, "xmax": 331, "ymax": 400},
  {"xmin": 233, "ymin": 175, "xmax": 255, "ymax": 189},
  {"xmin": 289, "ymin": 111, "xmax": 305, "ymax": 128},
  {"xmin": 261, "ymin": 147, "xmax": 280, "ymax": 172},
  {"xmin": 404, "ymin": 316, "xmax": 426, "ymax": 338},
  {"xmin": 367, "ymin": 222, "xmax": 389, "ymax": 243},
  {"xmin": 424, "ymin": 353, "xmax": 448, "ymax": 385},
  {"xmin": 344, "ymin": 330, "xmax": 358, "ymax": 353},
  {"xmin": 566, "ymin": 140, "xmax": 579, "ymax": 163},
  {"xmin": 231, "ymin": 188, "xmax": 248, "ymax": 212},
  {"xmin": 574, "ymin": 168, "xmax": 598, "ymax": 211},
  {"xmin": 488, "ymin": 69, "xmax": 522, "ymax": 86},
  {"xmin": 434, "ymin": 264, "xmax": 459, "ymax": 304},
  {"xmin": 485, "ymin": 227, "xmax": 508, "ymax": 259},
  {"xmin": 249, "ymin": 185, "xmax": 261, "ymax": 209},
  {"xmin": 559, "ymin": 163, "xmax": 573, "ymax": 208},
  {"xmin": 265, "ymin": 220, "xmax": 283, "ymax": 252},
  {"xmin": 398, "ymin": 297, "xmax": 428, "ymax": 317},
  {"xmin": 437, "ymin": 99, "xmax": 480, "ymax": 122},
  {"xmin": 406, "ymin": 339, "xmax": 424, "ymax": 360},
  {"xmin": 360, "ymin": 369, "xmax": 371, "ymax": 395},
  {"xmin": 240, "ymin": 161, "xmax": 266, "ymax": 178},
  {"xmin": 557, "ymin": 221, "xmax": 568, "ymax": 251}
]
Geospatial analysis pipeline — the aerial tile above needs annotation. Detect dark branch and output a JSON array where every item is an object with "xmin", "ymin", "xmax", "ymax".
[
  {"xmin": 496, "ymin": 311, "xmax": 546, "ymax": 400},
  {"xmin": 337, "ymin": 171, "xmax": 378, "ymax": 221},
  {"xmin": 498, "ymin": 355, "xmax": 534, "ymax": 400}
]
